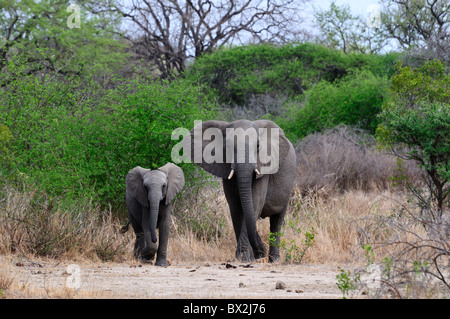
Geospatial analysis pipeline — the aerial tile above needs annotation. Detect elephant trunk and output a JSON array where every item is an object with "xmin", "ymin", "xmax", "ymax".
[
  {"xmin": 142, "ymin": 191, "xmax": 160, "ymax": 256},
  {"xmin": 236, "ymin": 167, "xmax": 259, "ymax": 253}
]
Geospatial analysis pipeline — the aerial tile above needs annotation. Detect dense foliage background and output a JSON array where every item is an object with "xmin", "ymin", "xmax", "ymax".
[
  {"xmin": 0, "ymin": 1, "xmax": 448, "ymax": 298},
  {"xmin": 0, "ymin": 0, "xmax": 448, "ymax": 217}
]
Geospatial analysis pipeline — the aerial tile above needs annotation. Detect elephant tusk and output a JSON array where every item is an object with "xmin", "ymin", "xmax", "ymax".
[
  {"xmin": 228, "ymin": 169, "xmax": 235, "ymax": 179},
  {"xmin": 255, "ymin": 168, "xmax": 260, "ymax": 175}
]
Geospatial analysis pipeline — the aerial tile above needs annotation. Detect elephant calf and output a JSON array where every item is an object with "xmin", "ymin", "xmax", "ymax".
[{"xmin": 123, "ymin": 163, "xmax": 184, "ymax": 266}]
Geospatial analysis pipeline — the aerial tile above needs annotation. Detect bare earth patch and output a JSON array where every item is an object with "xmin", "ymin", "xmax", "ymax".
[{"xmin": 3, "ymin": 256, "xmax": 342, "ymax": 299}]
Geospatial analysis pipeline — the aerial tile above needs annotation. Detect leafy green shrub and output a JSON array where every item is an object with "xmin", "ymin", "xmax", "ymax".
[
  {"xmin": 186, "ymin": 42, "xmax": 397, "ymax": 106},
  {"xmin": 278, "ymin": 69, "xmax": 388, "ymax": 141},
  {"xmin": 0, "ymin": 51, "xmax": 216, "ymax": 212},
  {"xmin": 0, "ymin": 124, "xmax": 13, "ymax": 173},
  {"xmin": 91, "ymin": 78, "xmax": 216, "ymax": 208},
  {"xmin": 269, "ymin": 222, "xmax": 316, "ymax": 264},
  {"xmin": 336, "ymin": 267, "xmax": 359, "ymax": 299},
  {"xmin": 377, "ymin": 60, "xmax": 450, "ymax": 213}
]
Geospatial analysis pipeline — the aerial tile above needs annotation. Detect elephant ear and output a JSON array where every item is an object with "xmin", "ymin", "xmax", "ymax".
[
  {"xmin": 253, "ymin": 120, "xmax": 292, "ymax": 178},
  {"xmin": 159, "ymin": 163, "xmax": 185, "ymax": 205},
  {"xmin": 186, "ymin": 120, "xmax": 231, "ymax": 179},
  {"xmin": 126, "ymin": 166, "xmax": 150, "ymax": 207}
]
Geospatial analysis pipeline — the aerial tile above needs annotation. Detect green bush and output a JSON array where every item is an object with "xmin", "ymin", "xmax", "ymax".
[
  {"xmin": 0, "ymin": 124, "xmax": 12, "ymax": 169},
  {"xmin": 278, "ymin": 69, "xmax": 388, "ymax": 141},
  {"xmin": 377, "ymin": 60, "xmax": 449, "ymax": 212},
  {"xmin": 0, "ymin": 52, "xmax": 215, "ymax": 212},
  {"xmin": 88, "ymin": 78, "xmax": 216, "ymax": 207},
  {"xmin": 186, "ymin": 42, "xmax": 397, "ymax": 105}
]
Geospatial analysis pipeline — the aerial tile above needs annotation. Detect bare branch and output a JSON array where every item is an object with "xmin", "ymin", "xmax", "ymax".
[{"xmin": 96, "ymin": 0, "xmax": 308, "ymax": 79}]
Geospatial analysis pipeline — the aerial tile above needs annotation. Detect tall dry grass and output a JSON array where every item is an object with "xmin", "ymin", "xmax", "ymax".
[
  {"xmin": 0, "ymin": 185, "xmax": 133, "ymax": 262},
  {"xmin": 170, "ymin": 182, "xmax": 410, "ymax": 266},
  {"xmin": 0, "ymin": 181, "xmax": 403, "ymax": 265}
]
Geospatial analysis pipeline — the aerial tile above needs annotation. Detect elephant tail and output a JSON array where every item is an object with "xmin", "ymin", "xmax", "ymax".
[{"xmin": 120, "ymin": 220, "xmax": 131, "ymax": 234}]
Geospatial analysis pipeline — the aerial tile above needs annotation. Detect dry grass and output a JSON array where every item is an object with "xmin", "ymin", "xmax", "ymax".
[
  {"xmin": 0, "ymin": 186, "xmax": 134, "ymax": 262},
  {"xmin": 171, "ymin": 185, "xmax": 408, "ymax": 266},
  {"xmin": 0, "ymin": 257, "xmax": 15, "ymax": 293},
  {"xmin": 270, "ymin": 188, "xmax": 409, "ymax": 265},
  {"xmin": 0, "ymin": 181, "xmax": 404, "ymax": 266}
]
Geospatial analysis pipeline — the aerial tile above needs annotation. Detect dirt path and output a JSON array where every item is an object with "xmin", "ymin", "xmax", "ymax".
[{"xmin": 3, "ymin": 257, "xmax": 343, "ymax": 299}]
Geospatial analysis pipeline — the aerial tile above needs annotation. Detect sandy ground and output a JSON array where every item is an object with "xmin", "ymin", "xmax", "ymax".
[{"xmin": 2, "ymin": 256, "xmax": 343, "ymax": 299}]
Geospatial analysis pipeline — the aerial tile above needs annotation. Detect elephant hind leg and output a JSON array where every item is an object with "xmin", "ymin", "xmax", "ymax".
[
  {"xmin": 268, "ymin": 209, "xmax": 287, "ymax": 263},
  {"xmin": 133, "ymin": 232, "xmax": 146, "ymax": 260},
  {"xmin": 253, "ymin": 233, "xmax": 267, "ymax": 260}
]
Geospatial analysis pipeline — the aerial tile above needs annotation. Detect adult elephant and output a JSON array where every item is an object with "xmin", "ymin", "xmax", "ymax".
[
  {"xmin": 186, "ymin": 119, "xmax": 296, "ymax": 262},
  {"xmin": 124, "ymin": 163, "xmax": 184, "ymax": 266}
]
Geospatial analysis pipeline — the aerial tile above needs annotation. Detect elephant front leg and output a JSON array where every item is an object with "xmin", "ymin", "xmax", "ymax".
[
  {"xmin": 135, "ymin": 232, "xmax": 156, "ymax": 263},
  {"xmin": 155, "ymin": 205, "xmax": 171, "ymax": 266},
  {"xmin": 236, "ymin": 227, "xmax": 255, "ymax": 262},
  {"xmin": 133, "ymin": 232, "xmax": 145, "ymax": 260},
  {"xmin": 236, "ymin": 229, "xmax": 266, "ymax": 262}
]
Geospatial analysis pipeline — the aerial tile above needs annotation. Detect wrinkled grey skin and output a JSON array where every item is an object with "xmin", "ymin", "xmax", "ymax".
[
  {"xmin": 187, "ymin": 119, "xmax": 296, "ymax": 262},
  {"xmin": 125, "ymin": 163, "xmax": 184, "ymax": 266}
]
